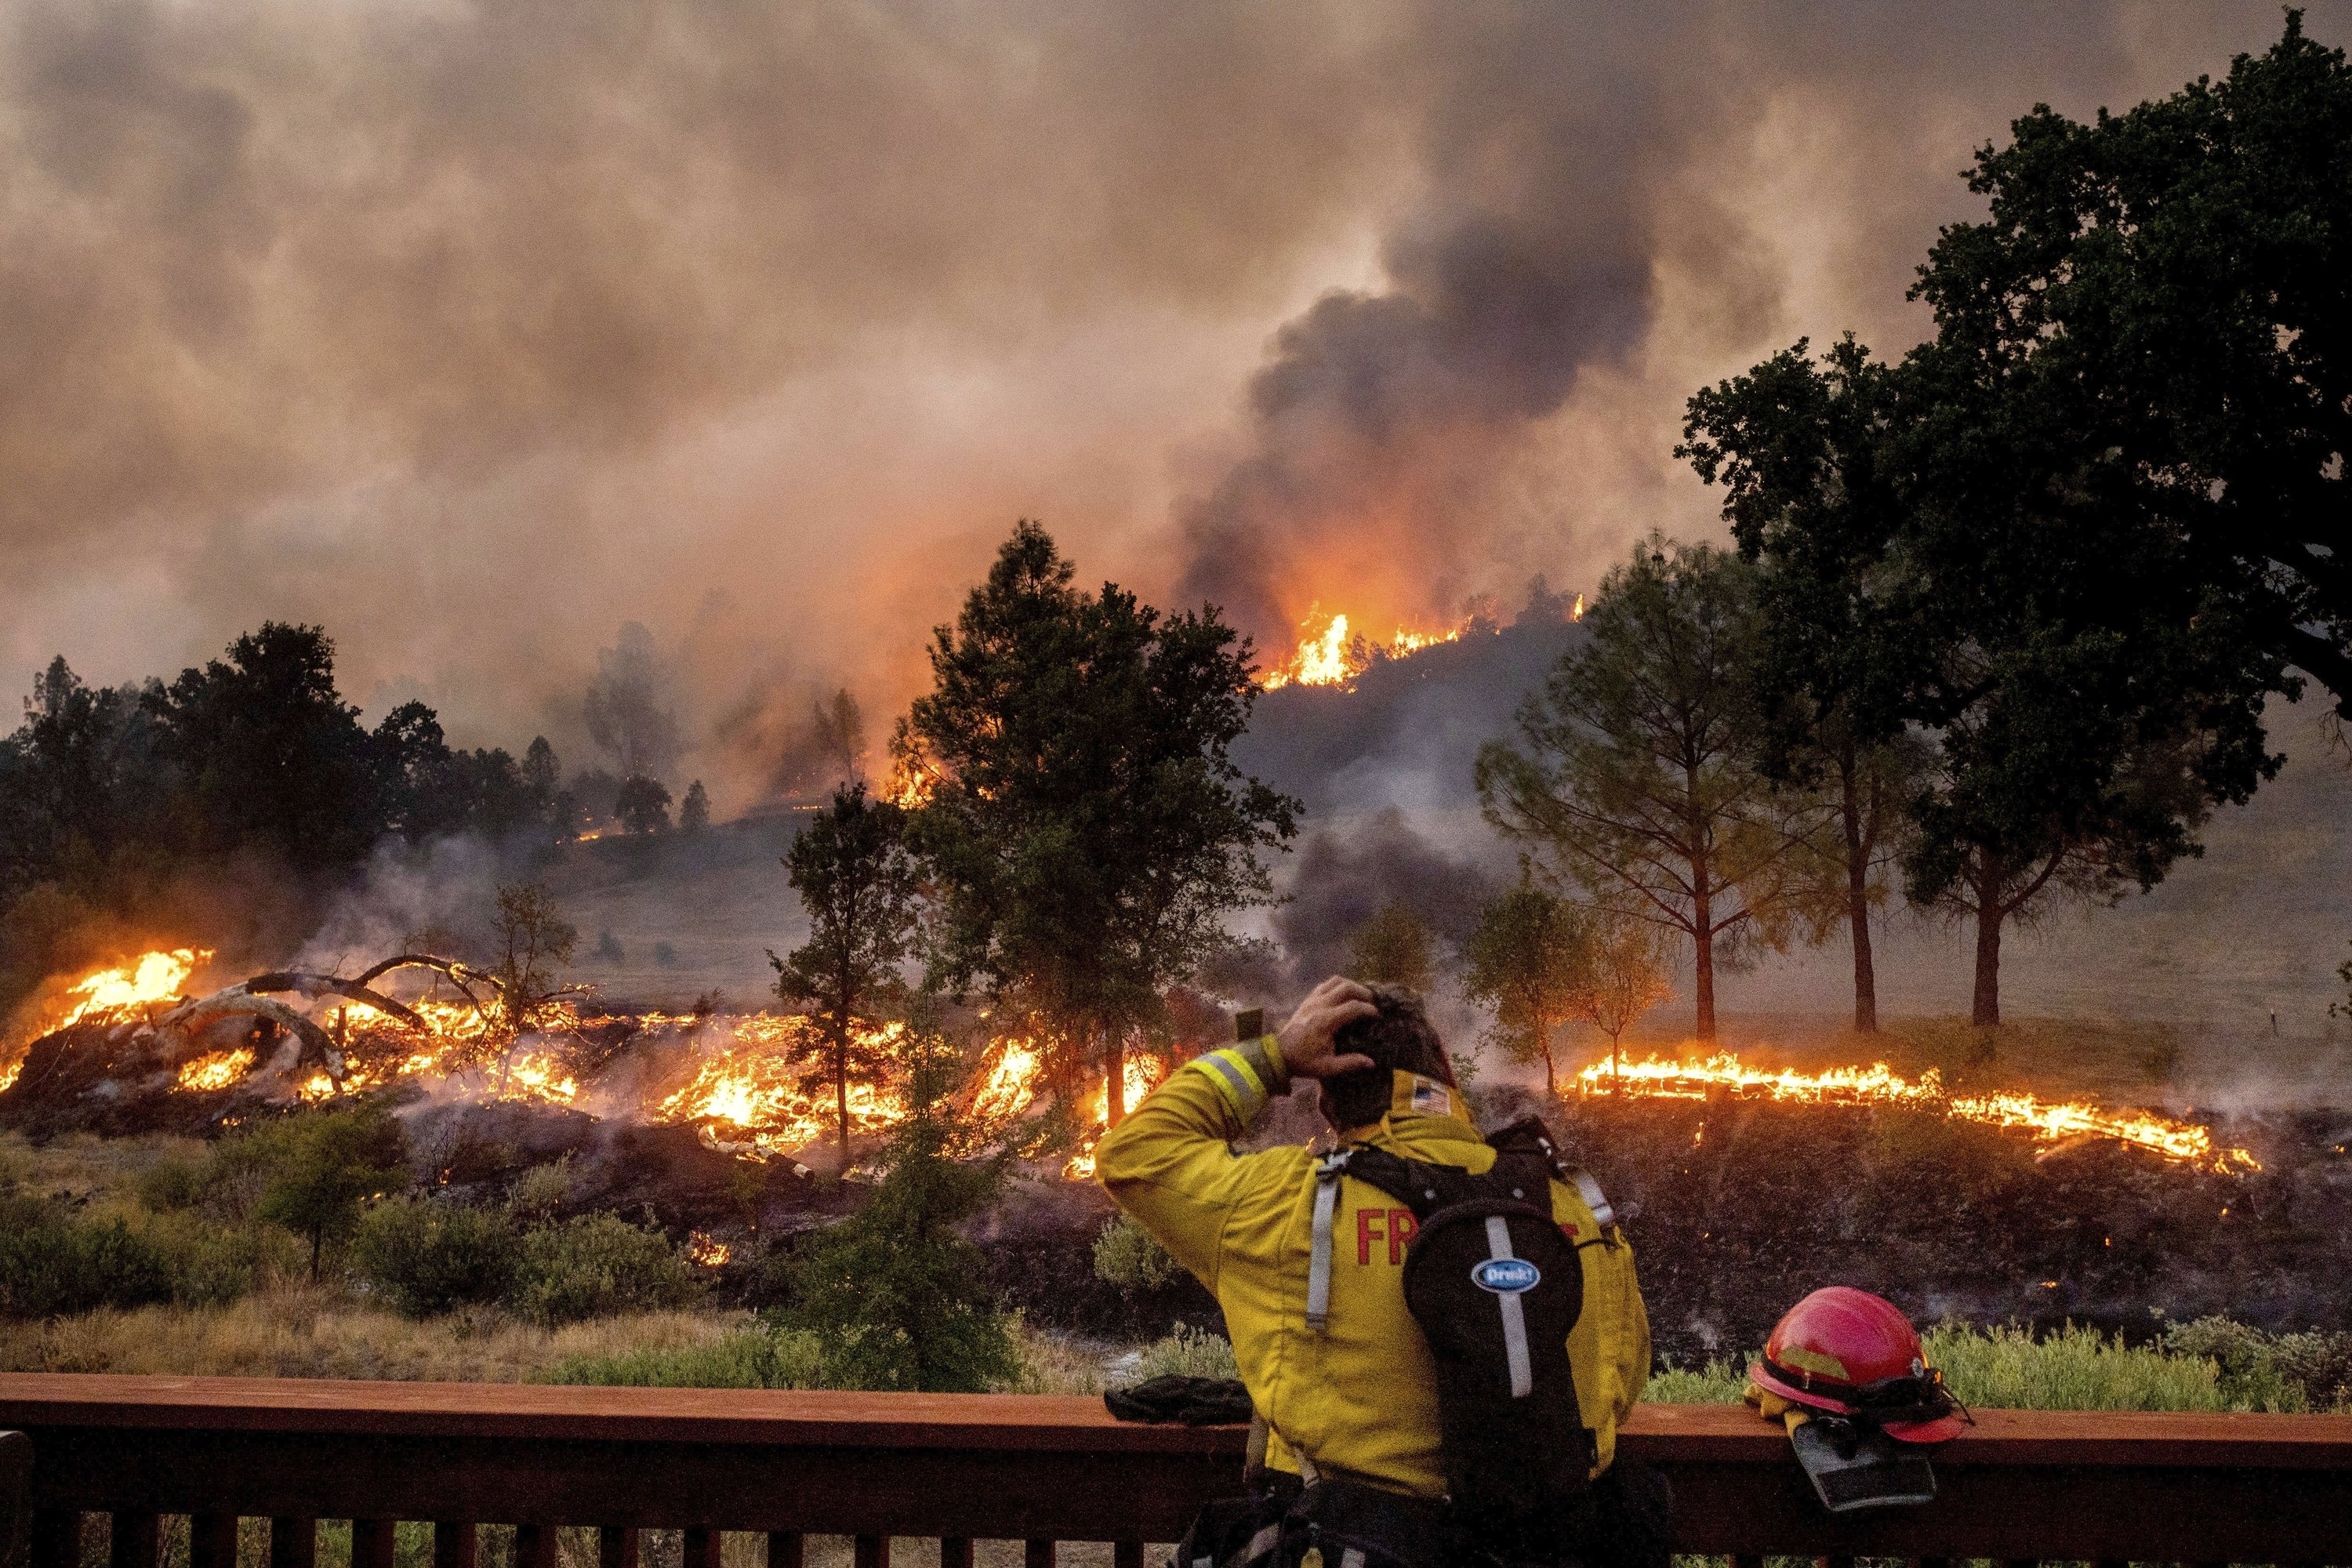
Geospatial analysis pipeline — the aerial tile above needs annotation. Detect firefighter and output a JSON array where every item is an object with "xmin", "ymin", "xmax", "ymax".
[{"xmin": 1094, "ymin": 977, "xmax": 1659, "ymax": 1568}]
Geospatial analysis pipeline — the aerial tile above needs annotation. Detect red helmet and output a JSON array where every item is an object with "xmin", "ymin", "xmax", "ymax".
[{"xmin": 1749, "ymin": 1287, "xmax": 1966, "ymax": 1443}]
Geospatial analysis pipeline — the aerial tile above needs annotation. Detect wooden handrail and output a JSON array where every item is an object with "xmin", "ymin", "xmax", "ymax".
[{"xmin": 3, "ymin": 1375, "xmax": 2348, "ymax": 1563}]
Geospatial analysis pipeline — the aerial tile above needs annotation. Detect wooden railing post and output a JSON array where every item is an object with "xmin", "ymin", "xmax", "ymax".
[
  {"xmin": 939, "ymin": 1540, "xmax": 972, "ymax": 1568},
  {"xmin": 683, "ymin": 1528, "xmax": 722, "ymax": 1568},
  {"xmin": 764, "ymin": 1534, "xmax": 801, "ymax": 1568},
  {"xmin": 434, "ymin": 1522, "xmax": 477, "ymax": 1568},
  {"xmin": 29, "ymin": 1511, "xmax": 78, "ymax": 1568},
  {"xmin": 189, "ymin": 1515, "xmax": 238, "ymax": 1568},
  {"xmin": 353, "ymin": 1520, "xmax": 399, "ymax": 1568},
  {"xmin": 853, "ymin": 1535, "xmax": 888, "ymax": 1568},
  {"xmin": 1023, "ymin": 1541, "xmax": 1053, "ymax": 1568},
  {"xmin": 600, "ymin": 1526, "xmax": 639, "ymax": 1568},
  {"xmin": 111, "ymin": 1512, "xmax": 160, "ymax": 1568},
  {"xmin": 515, "ymin": 1523, "xmax": 558, "ymax": 1568},
  {"xmin": 270, "ymin": 1518, "xmax": 316, "ymax": 1568},
  {"xmin": 1113, "ymin": 1542, "xmax": 1142, "ymax": 1568}
]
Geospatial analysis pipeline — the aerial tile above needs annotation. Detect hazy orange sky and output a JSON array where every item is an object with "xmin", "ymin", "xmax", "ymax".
[{"xmin": 3, "ymin": 1, "xmax": 2339, "ymax": 805}]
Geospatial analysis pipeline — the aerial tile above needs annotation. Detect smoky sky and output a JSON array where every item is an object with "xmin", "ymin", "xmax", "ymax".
[{"xmin": 0, "ymin": 0, "xmax": 2334, "ymax": 806}]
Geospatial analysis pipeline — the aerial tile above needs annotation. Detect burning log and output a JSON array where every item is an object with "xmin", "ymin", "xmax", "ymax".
[{"xmin": 239, "ymin": 972, "xmax": 427, "ymax": 1033}]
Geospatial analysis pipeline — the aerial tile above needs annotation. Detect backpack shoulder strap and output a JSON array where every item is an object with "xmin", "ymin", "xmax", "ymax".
[
  {"xmin": 1305, "ymin": 1145, "xmax": 1474, "ymax": 1332},
  {"xmin": 1488, "ymin": 1116, "xmax": 1617, "ymax": 1231}
]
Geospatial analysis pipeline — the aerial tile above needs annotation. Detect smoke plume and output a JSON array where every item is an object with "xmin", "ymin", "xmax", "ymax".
[{"xmin": 0, "ymin": 0, "xmax": 2324, "ymax": 797}]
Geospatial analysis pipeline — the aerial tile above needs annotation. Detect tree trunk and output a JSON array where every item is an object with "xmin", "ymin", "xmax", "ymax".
[
  {"xmin": 834, "ymin": 1028, "xmax": 851, "ymax": 1176},
  {"xmin": 1105, "ymin": 1025, "xmax": 1126, "ymax": 1127},
  {"xmin": 1541, "ymin": 1037, "xmax": 1557, "ymax": 1100},
  {"xmin": 1842, "ymin": 764, "xmax": 1878, "ymax": 1033},
  {"xmin": 1971, "ymin": 858, "xmax": 2004, "ymax": 1029},
  {"xmin": 1690, "ymin": 870, "xmax": 1717, "ymax": 1041}
]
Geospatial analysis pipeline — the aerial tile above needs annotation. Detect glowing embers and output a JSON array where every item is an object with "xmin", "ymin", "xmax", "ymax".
[
  {"xmin": 650, "ymin": 1017, "xmax": 909, "ymax": 1158},
  {"xmin": 1261, "ymin": 608, "xmax": 1475, "ymax": 691},
  {"xmin": 1577, "ymin": 1051, "xmax": 2259, "ymax": 1174},
  {"xmin": 176, "ymin": 1046, "xmax": 256, "ymax": 1092}
]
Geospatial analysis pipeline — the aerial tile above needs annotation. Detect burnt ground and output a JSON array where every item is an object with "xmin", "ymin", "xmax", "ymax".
[
  {"xmin": 1541, "ymin": 1090, "xmax": 2352, "ymax": 1367},
  {"xmin": 7, "ymin": 1014, "xmax": 2348, "ymax": 1366}
]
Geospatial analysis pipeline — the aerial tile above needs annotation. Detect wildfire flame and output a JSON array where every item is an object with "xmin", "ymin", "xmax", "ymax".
[
  {"xmin": 176, "ymin": 1047, "xmax": 256, "ymax": 1093},
  {"xmin": 687, "ymin": 1232, "xmax": 731, "ymax": 1266},
  {"xmin": 1261, "ymin": 608, "xmax": 1473, "ymax": 691},
  {"xmin": 1577, "ymin": 1051, "xmax": 2260, "ymax": 1174},
  {"xmin": 2, "ymin": 946, "xmax": 215, "ymax": 1094},
  {"xmin": 50, "ymin": 948, "xmax": 210, "ymax": 1034},
  {"xmin": 1064, "ymin": 1053, "xmax": 1167, "ymax": 1178}
]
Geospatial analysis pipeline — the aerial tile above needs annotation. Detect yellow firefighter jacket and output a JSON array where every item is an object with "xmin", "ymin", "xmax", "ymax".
[{"xmin": 1095, "ymin": 1036, "xmax": 1651, "ymax": 1499}]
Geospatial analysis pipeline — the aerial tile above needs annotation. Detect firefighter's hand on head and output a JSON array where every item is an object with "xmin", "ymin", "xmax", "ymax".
[{"xmin": 1278, "ymin": 976, "xmax": 1380, "ymax": 1081}]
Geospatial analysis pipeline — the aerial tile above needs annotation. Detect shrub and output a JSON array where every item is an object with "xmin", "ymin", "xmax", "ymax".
[
  {"xmin": 1129, "ymin": 1325, "xmax": 1237, "ymax": 1381},
  {"xmin": 514, "ymin": 1213, "xmax": 698, "ymax": 1326},
  {"xmin": 771, "ymin": 1035, "xmax": 1017, "ymax": 1392},
  {"xmin": 350, "ymin": 1198, "xmax": 520, "ymax": 1316},
  {"xmin": 536, "ymin": 1326, "xmax": 826, "ymax": 1388},
  {"xmin": 2162, "ymin": 1316, "xmax": 2352, "ymax": 1413},
  {"xmin": 228, "ymin": 1104, "xmax": 409, "ymax": 1278},
  {"xmin": 143, "ymin": 1211, "xmax": 298, "ymax": 1307},
  {"xmin": 0, "ymin": 1195, "xmax": 174, "ymax": 1318},
  {"xmin": 136, "ymin": 1158, "xmax": 209, "ymax": 1211},
  {"xmin": 1092, "ymin": 1214, "xmax": 1181, "ymax": 1293}
]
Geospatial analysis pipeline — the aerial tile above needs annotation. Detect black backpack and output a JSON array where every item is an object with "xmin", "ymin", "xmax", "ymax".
[{"xmin": 1307, "ymin": 1120, "xmax": 1599, "ymax": 1562}]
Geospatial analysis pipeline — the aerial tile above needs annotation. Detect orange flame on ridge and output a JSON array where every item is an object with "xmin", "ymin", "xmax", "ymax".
[{"xmin": 1577, "ymin": 1051, "xmax": 2259, "ymax": 1174}]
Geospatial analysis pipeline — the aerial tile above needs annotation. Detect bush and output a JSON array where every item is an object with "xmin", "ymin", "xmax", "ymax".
[
  {"xmin": 350, "ymin": 1198, "xmax": 520, "ymax": 1316},
  {"xmin": 771, "ymin": 1036, "xmax": 1018, "ymax": 1392},
  {"xmin": 0, "ymin": 1195, "xmax": 174, "ymax": 1318},
  {"xmin": 1129, "ymin": 1325, "xmax": 1237, "ymax": 1381},
  {"xmin": 514, "ymin": 1213, "xmax": 698, "ymax": 1326},
  {"xmin": 143, "ymin": 1211, "xmax": 298, "ymax": 1307},
  {"xmin": 1092, "ymin": 1214, "xmax": 1182, "ymax": 1293},
  {"xmin": 136, "ymin": 1158, "xmax": 209, "ymax": 1212},
  {"xmin": 227, "ymin": 1104, "xmax": 409, "ymax": 1278},
  {"xmin": 2162, "ymin": 1316, "xmax": 2352, "ymax": 1413},
  {"xmin": 536, "ymin": 1326, "xmax": 826, "ymax": 1388}
]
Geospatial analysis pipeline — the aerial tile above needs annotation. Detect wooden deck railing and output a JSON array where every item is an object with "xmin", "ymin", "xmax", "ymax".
[{"xmin": 2, "ymin": 1375, "xmax": 2348, "ymax": 1568}]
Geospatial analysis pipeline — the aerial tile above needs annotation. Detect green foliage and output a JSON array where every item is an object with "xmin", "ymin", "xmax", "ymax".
[
  {"xmin": 2161, "ymin": 1316, "xmax": 2352, "ymax": 1414},
  {"xmin": 1127, "ymin": 1325, "xmax": 1237, "ymax": 1382},
  {"xmin": 232, "ymin": 1104, "xmax": 409, "ymax": 1279},
  {"xmin": 771, "ymin": 782, "xmax": 919, "ymax": 1170},
  {"xmin": 0, "ymin": 1194, "xmax": 174, "ymax": 1318},
  {"xmin": 136, "ymin": 1157, "xmax": 209, "ymax": 1211},
  {"xmin": 771, "ymin": 1035, "xmax": 1017, "ymax": 1391},
  {"xmin": 1477, "ymin": 537, "xmax": 1811, "ymax": 1040},
  {"xmin": 678, "ymin": 779, "xmax": 710, "ymax": 834},
  {"xmin": 1092, "ymin": 1213, "xmax": 1182, "ymax": 1293},
  {"xmin": 1347, "ymin": 902, "xmax": 1437, "ymax": 993},
  {"xmin": 1642, "ymin": 1319, "xmax": 2352, "ymax": 1414},
  {"xmin": 1679, "ymin": 16, "xmax": 2352, "ymax": 1022},
  {"xmin": 1911, "ymin": 14, "xmax": 2352, "ymax": 715},
  {"xmin": 350, "ymin": 1198, "xmax": 520, "ymax": 1316},
  {"xmin": 1463, "ymin": 884, "xmax": 1589, "ymax": 1096},
  {"xmin": 536, "ymin": 1325, "xmax": 826, "ymax": 1389},
  {"xmin": 613, "ymin": 775, "xmax": 673, "ymax": 835},
  {"xmin": 898, "ymin": 519, "xmax": 1298, "ymax": 1091},
  {"xmin": 513, "ymin": 1212, "xmax": 698, "ymax": 1327}
]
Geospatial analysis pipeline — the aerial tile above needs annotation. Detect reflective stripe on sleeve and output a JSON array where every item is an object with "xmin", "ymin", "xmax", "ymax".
[
  {"xmin": 1486, "ymin": 1214, "xmax": 1534, "ymax": 1398},
  {"xmin": 1194, "ymin": 1049, "xmax": 1267, "ymax": 1118}
]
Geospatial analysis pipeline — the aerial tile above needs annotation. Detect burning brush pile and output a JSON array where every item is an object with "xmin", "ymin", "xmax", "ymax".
[{"xmin": 0, "ymin": 947, "xmax": 1148, "ymax": 1178}]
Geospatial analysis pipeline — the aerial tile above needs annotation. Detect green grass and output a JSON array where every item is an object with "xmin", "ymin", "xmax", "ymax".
[{"xmin": 1642, "ymin": 1318, "xmax": 2350, "ymax": 1413}]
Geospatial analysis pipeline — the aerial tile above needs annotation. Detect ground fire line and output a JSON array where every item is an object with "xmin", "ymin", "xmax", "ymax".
[{"xmin": 0, "ymin": 946, "xmax": 2263, "ymax": 1181}]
